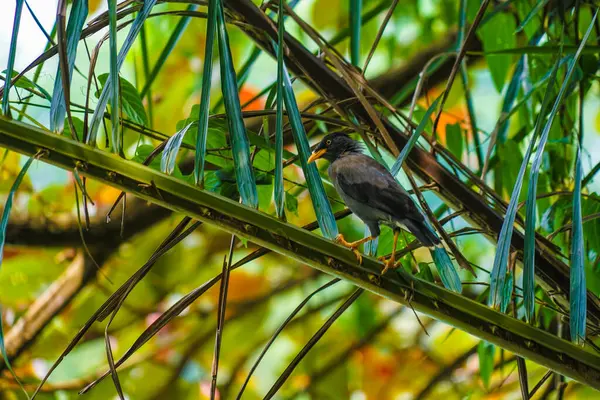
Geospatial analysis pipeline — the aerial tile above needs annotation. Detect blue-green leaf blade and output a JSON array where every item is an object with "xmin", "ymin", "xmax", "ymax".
[
  {"xmin": 107, "ymin": 0, "xmax": 119, "ymax": 153},
  {"xmin": 570, "ymin": 146, "xmax": 586, "ymax": 345},
  {"xmin": 1, "ymin": 0, "xmax": 25, "ymax": 116},
  {"xmin": 49, "ymin": 0, "xmax": 88, "ymax": 132},
  {"xmin": 194, "ymin": 0, "xmax": 217, "ymax": 186},
  {"xmin": 488, "ymin": 130, "xmax": 537, "ymax": 311},
  {"xmin": 350, "ymin": 0, "xmax": 362, "ymax": 66},
  {"xmin": 216, "ymin": 0, "xmax": 258, "ymax": 208},
  {"xmin": 522, "ymin": 56, "xmax": 562, "ymax": 323},
  {"xmin": 431, "ymin": 247, "xmax": 462, "ymax": 293},
  {"xmin": 274, "ymin": 0, "xmax": 285, "ymax": 219},
  {"xmin": 280, "ymin": 64, "xmax": 337, "ymax": 238}
]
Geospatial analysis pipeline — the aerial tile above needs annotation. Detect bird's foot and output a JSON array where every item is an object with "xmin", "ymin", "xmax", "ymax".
[
  {"xmin": 379, "ymin": 255, "xmax": 397, "ymax": 276},
  {"xmin": 335, "ymin": 234, "xmax": 364, "ymax": 264}
]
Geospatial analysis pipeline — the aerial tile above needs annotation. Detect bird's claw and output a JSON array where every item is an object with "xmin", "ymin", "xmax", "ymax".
[
  {"xmin": 352, "ymin": 248, "xmax": 363, "ymax": 264},
  {"xmin": 379, "ymin": 256, "xmax": 397, "ymax": 276},
  {"xmin": 336, "ymin": 234, "xmax": 364, "ymax": 264}
]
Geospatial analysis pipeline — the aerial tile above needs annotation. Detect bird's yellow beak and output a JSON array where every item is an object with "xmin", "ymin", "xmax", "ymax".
[{"xmin": 307, "ymin": 149, "xmax": 326, "ymax": 163}]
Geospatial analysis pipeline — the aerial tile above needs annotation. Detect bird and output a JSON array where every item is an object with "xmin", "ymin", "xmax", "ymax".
[{"xmin": 307, "ymin": 132, "xmax": 440, "ymax": 274}]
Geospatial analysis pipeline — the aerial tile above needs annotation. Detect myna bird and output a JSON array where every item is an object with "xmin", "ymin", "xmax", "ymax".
[{"xmin": 307, "ymin": 132, "xmax": 440, "ymax": 274}]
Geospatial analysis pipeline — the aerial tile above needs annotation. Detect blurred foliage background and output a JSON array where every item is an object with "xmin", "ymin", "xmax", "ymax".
[{"xmin": 1, "ymin": 0, "xmax": 600, "ymax": 399}]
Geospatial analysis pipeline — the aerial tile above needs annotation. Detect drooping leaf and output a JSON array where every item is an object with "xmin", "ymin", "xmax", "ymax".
[
  {"xmin": 285, "ymin": 192, "xmax": 298, "ymax": 216},
  {"xmin": 87, "ymin": 0, "xmax": 157, "ymax": 146},
  {"xmin": 478, "ymin": 340, "xmax": 495, "ymax": 389},
  {"xmin": 431, "ymin": 246, "xmax": 462, "ymax": 293},
  {"xmin": 1, "ymin": 0, "xmax": 25, "ymax": 116},
  {"xmin": 523, "ymin": 13, "xmax": 597, "ymax": 321},
  {"xmin": 161, "ymin": 122, "xmax": 196, "ymax": 175},
  {"xmin": 350, "ymin": 0, "xmax": 362, "ymax": 66},
  {"xmin": 417, "ymin": 262, "xmax": 435, "ymax": 283},
  {"xmin": 62, "ymin": 116, "xmax": 85, "ymax": 141},
  {"xmin": 522, "ymin": 59, "xmax": 562, "ymax": 322},
  {"xmin": 215, "ymin": 0, "xmax": 258, "ymax": 208},
  {"xmin": 194, "ymin": 0, "xmax": 217, "ymax": 186},
  {"xmin": 107, "ymin": 0, "xmax": 119, "ymax": 153},
  {"xmin": 488, "ymin": 128, "xmax": 542, "ymax": 311},
  {"xmin": 1, "ymin": 69, "xmax": 49, "ymax": 100},
  {"xmin": 274, "ymin": 0, "xmax": 285, "ymax": 219},
  {"xmin": 477, "ymin": 12, "xmax": 516, "ymax": 92},
  {"xmin": 570, "ymin": 146, "xmax": 586, "ymax": 345},
  {"xmin": 278, "ymin": 46, "xmax": 338, "ymax": 239},
  {"xmin": 97, "ymin": 74, "xmax": 147, "ymax": 126},
  {"xmin": 0, "ymin": 155, "xmax": 36, "ymax": 397},
  {"xmin": 49, "ymin": 0, "xmax": 88, "ymax": 132}
]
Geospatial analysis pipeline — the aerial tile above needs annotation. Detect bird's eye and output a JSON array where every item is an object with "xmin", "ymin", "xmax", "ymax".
[{"xmin": 326, "ymin": 140, "xmax": 332, "ymax": 146}]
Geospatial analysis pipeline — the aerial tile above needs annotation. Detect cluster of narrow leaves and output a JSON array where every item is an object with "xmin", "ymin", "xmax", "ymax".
[{"xmin": 489, "ymin": 11, "xmax": 597, "ymax": 348}]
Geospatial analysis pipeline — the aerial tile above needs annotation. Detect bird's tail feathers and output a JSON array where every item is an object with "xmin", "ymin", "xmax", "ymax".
[{"xmin": 402, "ymin": 219, "xmax": 441, "ymax": 247}]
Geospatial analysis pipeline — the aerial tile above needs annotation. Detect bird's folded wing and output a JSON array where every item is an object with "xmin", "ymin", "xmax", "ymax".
[{"xmin": 335, "ymin": 155, "xmax": 424, "ymax": 223}]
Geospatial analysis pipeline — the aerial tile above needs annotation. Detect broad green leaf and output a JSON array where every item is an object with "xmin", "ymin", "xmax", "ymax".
[
  {"xmin": 445, "ymin": 123, "xmax": 464, "ymax": 160},
  {"xmin": 97, "ymin": 74, "xmax": 147, "ymax": 126},
  {"xmin": 417, "ymin": 262, "xmax": 435, "ymax": 283},
  {"xmin": 1, "ymin": 69, "xmax": 49, "ymax": 99},
  {"xmin": 478, "ymin": 341, "xmax": 495, "ymax": 389},
  {"xmin": 477, "ymin": 12, "xmax": 516, "ymax": 92},
  {"xmin": 216, "ymin": 0, "xmax": 258, "ymax": 208},
  {"xmin": 49, "ymin": 0, "xmax": 88, "ymax": 132},
  {"xmin": 62, "ymin": 116, "xmax": 85, "ymax": 141},
  {"xmin": 285, "ymin": 192, "xmax": 298, "ymax": 216}
]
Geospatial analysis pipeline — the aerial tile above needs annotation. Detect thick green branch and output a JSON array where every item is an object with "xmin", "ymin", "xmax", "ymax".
[{"xmin": 1, "ymin": 118, "xmax": 599, "ymax": 389}]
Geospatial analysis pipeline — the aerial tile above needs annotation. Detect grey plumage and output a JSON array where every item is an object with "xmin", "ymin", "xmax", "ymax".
[{"xmin": 310, "ymin": 133, "xmax": 439, "ymax": 247}]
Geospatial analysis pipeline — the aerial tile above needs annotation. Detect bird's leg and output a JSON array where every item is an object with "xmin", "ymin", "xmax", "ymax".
[
  {"xmin": 380, "ymin": 230, "xmax": 400, "ymax": 275},
  {"xmin": 335, "ymin": 234, "xmax": 375, "ymax": 264}
]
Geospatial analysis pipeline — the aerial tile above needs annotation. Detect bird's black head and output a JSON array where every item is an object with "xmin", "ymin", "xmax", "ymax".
[{"xmin": 307, "ymin": 133, "xmax": 362, "ymax": 163}]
